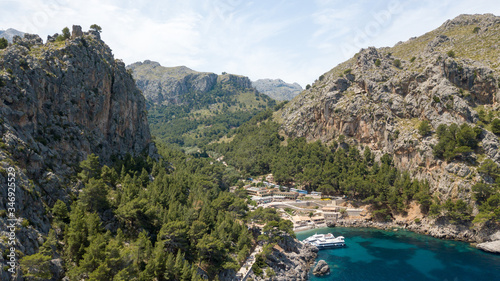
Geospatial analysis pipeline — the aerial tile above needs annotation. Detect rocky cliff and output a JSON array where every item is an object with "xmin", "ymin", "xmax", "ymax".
[
  {"xmin": 280, "ymin": 14, "xmax": 500, "ymax": 241},
  {"xmin": 247, "ymin": 238, "xmax": 318, "ymax": 281},
  {"xmin": 281, "ymin": 14, "xmax": 500, "ymax": 201},
  {"xmin": 127, "ymin": 60, "xmax": 254, "ymax": 105},
  {"xmin": 0, "ymin": 27, "xmax": 154, "ymax": 279},
  {"xmin": 252, "ymin": 78, "xmax": 303, "ymax": 101}
]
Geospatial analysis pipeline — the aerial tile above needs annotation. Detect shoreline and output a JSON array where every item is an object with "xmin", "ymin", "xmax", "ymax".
[{"xmin": 294, "ymin": 218, "xmax": 500, "ymax": 254}]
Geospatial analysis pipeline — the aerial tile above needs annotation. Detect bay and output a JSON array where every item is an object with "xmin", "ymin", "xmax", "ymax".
[{"xmin": 296, "ymin": 227, "xmax": 500, "ymax": 281}]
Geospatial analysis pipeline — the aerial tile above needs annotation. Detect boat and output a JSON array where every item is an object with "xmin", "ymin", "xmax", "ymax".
[{"xmin": 303, "ymin": 233, "xmax": 346, "ymax": 249}]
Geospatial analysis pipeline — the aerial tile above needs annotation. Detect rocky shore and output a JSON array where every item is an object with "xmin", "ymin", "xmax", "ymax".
[
  {"xmin": 334, "ymin": 218, "xmax": 500, "ymax": 254},
  {"xmin": 246, "ymin": 236, "xmax": 318, "ymax": 281}
]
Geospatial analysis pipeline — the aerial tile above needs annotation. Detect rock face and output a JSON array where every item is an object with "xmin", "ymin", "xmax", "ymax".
[
  {"xmin": 312, "ymin": 260, "xmax": 330, "ymax": 276},
  {"xmin": 247, "ymin": 237, "xmax": 318, "ymax": 281},
  {"xmin": 280, "ymin": 14, "xmax": 500, "ymax": 206},
  {"xmin": 476, "ymin": 240, "xmax": 500, "ymax": 253},
  {"xmin": 252, "ymin": 78, "xmax": 303, "ymax": 101},
  {"xmin": 127, "ymin": 60, "xmax": 254, "ymax": 105},
  {"xmin": 0, "ymin": 28, "xmax": 154, "ymax": 275}
]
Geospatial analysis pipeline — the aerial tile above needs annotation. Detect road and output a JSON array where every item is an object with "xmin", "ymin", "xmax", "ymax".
[{"xmin": 236, "ymin": 245, "xmax": 263, "ymax": 280}]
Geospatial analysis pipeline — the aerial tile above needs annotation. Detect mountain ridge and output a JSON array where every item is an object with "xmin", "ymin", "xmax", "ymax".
[
  {"xmin": 252, "ymin": 78, "xmax": 303, "ymax": 101},
  {"xmin": 275, "ymin": 13, "xmax": 500, "ymax": 239},
  {"xmin": 0, "ymin": 27, "xmax": 155, "ymax": 279}
]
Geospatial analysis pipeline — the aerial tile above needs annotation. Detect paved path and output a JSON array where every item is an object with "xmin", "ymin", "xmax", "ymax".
[{"xmin": 236, "ymin": 245, "xmax": 263, "ymax": 280}]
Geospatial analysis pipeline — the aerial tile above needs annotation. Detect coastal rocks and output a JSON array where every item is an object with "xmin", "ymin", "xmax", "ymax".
[
  {"xmin": 476, "ymin": 240, "xmax": 500, "ymax": 254},
  {"xmin": 247, "ymin": 237, "xmax": 318, "ymax": 281},
  {"xmin": 476, "ymin": 231, "xmax": 500, "ymax": 254},
  {"xmin": 312, "ymin": 260, "xmax": 330, "ymax": 276}
]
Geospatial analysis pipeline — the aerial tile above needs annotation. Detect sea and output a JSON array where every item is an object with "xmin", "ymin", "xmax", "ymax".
[{"xmin": 296, "ymin": 227, "xmax": 500, "ymax": 281}]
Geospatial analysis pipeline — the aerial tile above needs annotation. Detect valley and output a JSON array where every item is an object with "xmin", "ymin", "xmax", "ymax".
[{"xmin": 1, "ymin": 12, "xmax": 500, "ymax": 281}]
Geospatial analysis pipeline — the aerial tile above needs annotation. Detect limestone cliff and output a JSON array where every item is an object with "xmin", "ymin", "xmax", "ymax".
[
  {"xmin": 127, "ymin": 60, "xmax": 254, "ymax": 106},
  {"xmin": 247, "ymin": 237, "xmax": 318, "ymax": 281},
  {"xmin": 0, "ymin": 27, "xmax": 154, "ymax": 278},
  {"xmin": 280, "ymin": 14, "xmax": 500, "ymax": 234},
  {"xmin": 252, "ymin": 78, "xmax": 303, "ymax": 101}
]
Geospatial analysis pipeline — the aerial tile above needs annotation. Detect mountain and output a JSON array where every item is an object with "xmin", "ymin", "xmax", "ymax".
[
  {"xmin": 252, "ymin": 78, "xmax": 303, "ymax": 101},
  {"xmin": 128, "ymin": 61, "xmax": 276, "ymax": 149},
  {"xmin": 276, "ymin": 14, "xmax": 500, "ymax": 237},
  {"xmin": 0, "ymin": 28, "xmax": 24, "ymax": 42},
  {"xmin": 0, "ymin": 26, "xmax": 154, "ymax": 279}
]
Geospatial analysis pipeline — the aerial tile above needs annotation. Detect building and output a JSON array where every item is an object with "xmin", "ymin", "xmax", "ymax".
[
  {"xmin": 251, "ymin": 196, "xmax": 273, "ymax": 204},
  {"xmin": 291, "ymin": 215, "xmax": 312, "ymax": 227},
  {"xmin": 323, "ymin": 212, "xmax": 342, "ymax": 224},
  {"xmin": 311, "ymin": 215, "xmax": 325, "ymax": 224},
  {"xmin": 321, "ymin": 206, "xmax": 340, "ymax": 213}
]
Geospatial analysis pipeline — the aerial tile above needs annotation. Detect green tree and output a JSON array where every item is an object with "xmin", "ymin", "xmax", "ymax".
[
  {"xmin": 472, "ymin": 182, "xmax": 496, "ymax": 204},
  {"xmin": 62, "ymin": 27, "xmax": 70, "ymax": 39},
  {"xmin": 20, "ymin": 253, "xmax": 52, "ymax": 280},
  {"xmin": 90, "ymin": 24, "xmax": 103, "ymax": 33},
  {"xmin": 52, "ymin": 199, "xmax": 69, "ymax": 223},
  {"xmin": 478, "ymin": 159, "xmax": 500, "ymax": 179},
  {"xmin": 79, "ymin": 178, "xmax": 109, "ymax": 212},
  {"xmin": 78, "ymin": 153, "xmax": 100, "ymax": 182},
  {"xmin": 418, "ymin": 120, "xmax": 432, "ymax": 137},
  {"xmin": 491, "ymin": 118, "xmax": 500, "ymax": 134},
  {"xmin": 65, "ymin": 203, "xmax": 88, "ymax": 264},
  {"xmin": 0, "ymin": 37, "xmax": 8, "ymax": 49},
  {"xmin": 393, "ymin": 59, "xmax": 401, "ymax": 68}
]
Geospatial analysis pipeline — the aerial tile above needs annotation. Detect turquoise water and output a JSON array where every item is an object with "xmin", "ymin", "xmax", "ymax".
[{"xmin": 296, "ymin": 227, "xmax": 500, "ymax": 281}]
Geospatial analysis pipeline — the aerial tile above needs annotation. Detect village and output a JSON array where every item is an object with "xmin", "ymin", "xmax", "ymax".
[{"xmin": 231, "ymin": 174, "xmax": 366, "ymax": 232}]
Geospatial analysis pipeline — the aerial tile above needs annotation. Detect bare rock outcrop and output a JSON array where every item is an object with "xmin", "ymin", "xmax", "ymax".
[
  {"xmin": 0, "ymin": 28, "xmax": 155, "ymax": 276},
  {"xmin": 247, "ymin": 237, "xmax": 318, "ymax": 281}
]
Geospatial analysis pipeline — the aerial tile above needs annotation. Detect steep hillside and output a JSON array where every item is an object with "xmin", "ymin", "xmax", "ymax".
[
  {"xmin": 128, "ymin": 61, "xmax": 276, "ymax": 149},
  {"xmin": 252, "ymin": 78, "xmax": 303, "ymax": 101},
  {"xmin": 276, "ymin": 14, "xmax": 500, "ymax": 238},
  {"xmin": 0, "ymin": 27, "xmax": 155, "ymax": 279}
]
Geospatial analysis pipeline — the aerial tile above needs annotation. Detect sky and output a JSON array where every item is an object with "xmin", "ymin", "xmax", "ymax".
[{"xmin": 1, "ymin": 0, "xmax": 500, "ymax": 87}]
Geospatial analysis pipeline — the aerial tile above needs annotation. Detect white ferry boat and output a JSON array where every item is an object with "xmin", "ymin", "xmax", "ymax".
[{"xmin": 303, "ymin": 233, "xmax": 346, "ymax": 249}]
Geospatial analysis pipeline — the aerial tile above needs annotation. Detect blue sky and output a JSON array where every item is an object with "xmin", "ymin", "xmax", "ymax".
[{"xmin": 1, "ymin": 0, "xmax": 500, "ymax": 86}]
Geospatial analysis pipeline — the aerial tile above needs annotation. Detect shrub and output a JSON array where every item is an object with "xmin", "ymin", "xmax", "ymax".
[
  {"xmin": 375, "ymin": 59, "xmax": 381, "ymax": 66},
  {"xmin": 414, "ymin": 218, "xmax": 421, "ymax": 224},
  {"xmin": 418, "ymin": 120, "xmax": 431, "ymax": 137},
  {"xmin": 447, "ymin": 50, "xmax": 456, "ymax": 58},
  {"xmin": 305, "ymin": 84, "xmax": 311, "ymax": 90},
  {"xmin": 344, "ymin": 69, "xmax": 352, "ymax": 75},
  {"xmin": 62, "ymin": 27, "xmax": 70, "ymax": 39},
  {"xmin": 433, "ymin": 96, "xmax": 440, "ymax": 103},
  {"xmin": 491, "ymin": 118, "xmax": 500, "ymax": 134},
  {"xmin": 473, "ymin": 26, "xmax": 480, "ymax": 33},
  {"xmin": 393, "ymin": 59, "xmax": 401, "ymax": 68},
  {"xmin": 410, "ymin": 56, "xmax": 416, "ymax": 63},
  {"xmin": 90, "ymin": 24, "xmax": 103, "ymax": 33}
]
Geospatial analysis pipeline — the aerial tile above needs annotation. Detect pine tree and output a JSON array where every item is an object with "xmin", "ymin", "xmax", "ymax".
[
  {"xmin": 78, "ymin": 153, "xmax": 100, "ymax": 182},
  {"xmin": 65, "ymin": 203, "xmax": 88, "ymax": 264}
]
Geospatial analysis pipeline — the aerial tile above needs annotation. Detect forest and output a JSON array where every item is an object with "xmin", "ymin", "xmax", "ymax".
[
  {"xmin": 19, "ymin": 144, "xmax": 291, "ymax": 280},
  {"xmin": 208, "ymin": 110, "xmax": 500, "ymax": 223}
]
